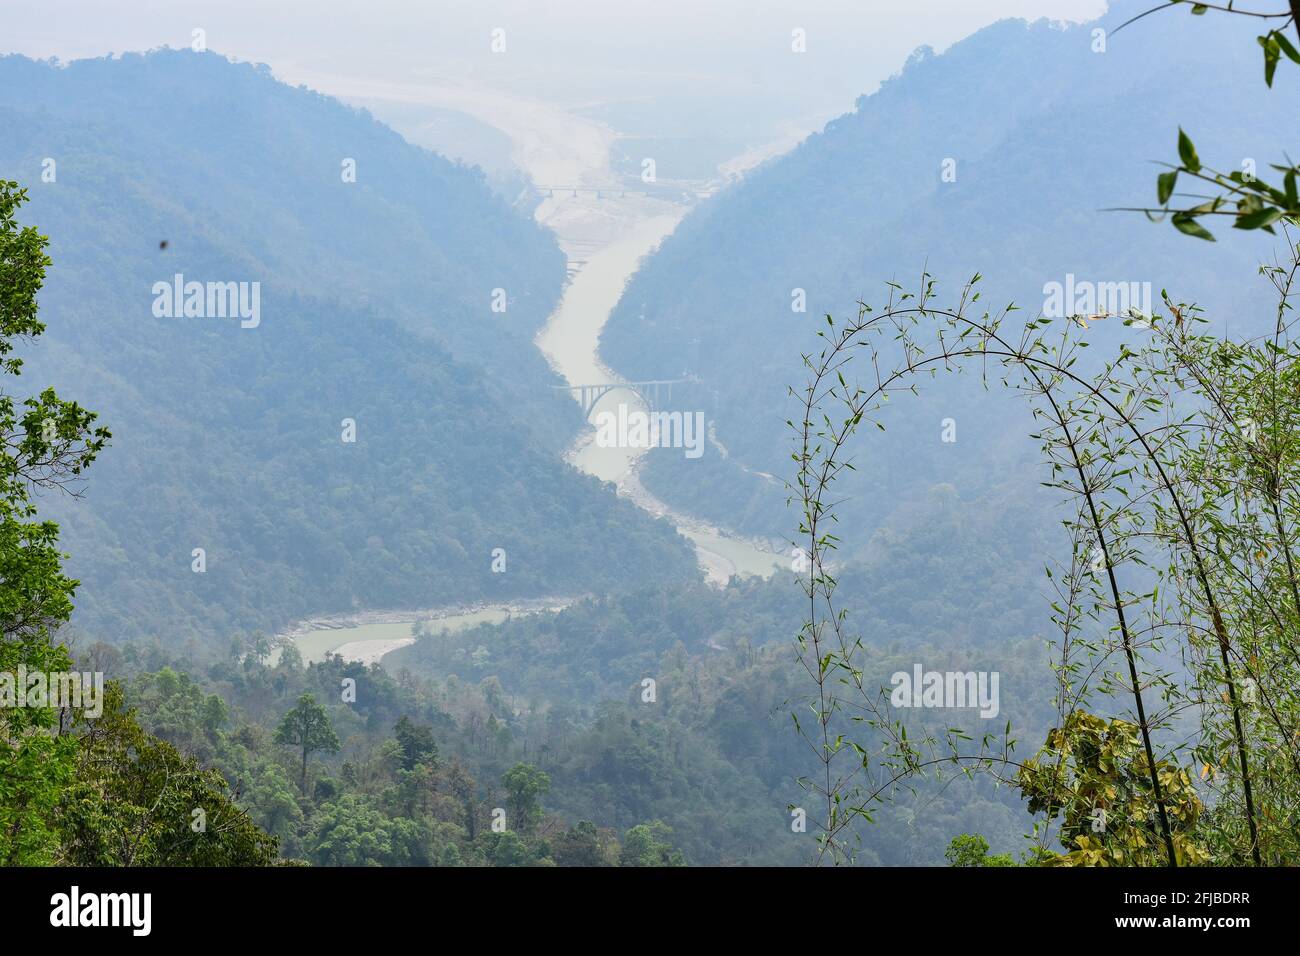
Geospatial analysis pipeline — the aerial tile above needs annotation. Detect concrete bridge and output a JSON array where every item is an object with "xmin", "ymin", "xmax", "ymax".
[{"xmin": 553, "ymin": 380, "xmax": 685, "ymax": 418}]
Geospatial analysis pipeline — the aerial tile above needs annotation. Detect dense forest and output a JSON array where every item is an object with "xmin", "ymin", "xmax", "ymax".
[
  {"xmin": 71, "ymin": 564, "xmax": 1053, "ymax": 866},
  {"xmin": 0, "ymin": 51, "xmax": 700, "ymax": 647}
]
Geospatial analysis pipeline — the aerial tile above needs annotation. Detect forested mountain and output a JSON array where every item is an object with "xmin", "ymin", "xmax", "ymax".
[
  {"xmin": 0, "ymin": 50, "xmax": 567, "ymax": 431},
  {"xmin": 381, "ymin": 569, "xmax": 1052, "ymax": 865},
  {"xmin": 0, "ymin": 51, "xmax": 699, "ymax": 646},
  {"xmin": 97, "ymin": 563, "xmax": 1050, "ymax": 866},
  {"xmin": 601, "ymin": 2, "xmax": 1300, "ymax": 552}
]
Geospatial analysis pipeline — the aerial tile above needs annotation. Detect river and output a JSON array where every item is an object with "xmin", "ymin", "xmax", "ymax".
[
  {"xmin": 275, "ymin": 84, "xmax": 787, "ymax": 664},
  {"xmin": 534, "ymin": 192, "xmax": 785, "ymax": 587}
]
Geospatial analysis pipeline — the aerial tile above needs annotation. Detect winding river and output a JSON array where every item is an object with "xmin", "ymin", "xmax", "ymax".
[
  {"xmin": 534, "ymin": 192, "xmax": 784, "ymax": 587},
  {"xmin": 276, "ymin": 86, "xmax": 786, "ymax": 665}
]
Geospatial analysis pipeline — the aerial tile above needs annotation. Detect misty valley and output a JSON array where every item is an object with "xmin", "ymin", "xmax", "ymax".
[{"xmin": 1, "ymin": 3, "xmax": 1299, "ymax": 930}]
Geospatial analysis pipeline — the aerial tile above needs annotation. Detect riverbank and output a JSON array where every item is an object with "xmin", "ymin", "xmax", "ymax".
[{"xmin": 269, "ymin": 598, "xmax": 573, "ymax": 666}]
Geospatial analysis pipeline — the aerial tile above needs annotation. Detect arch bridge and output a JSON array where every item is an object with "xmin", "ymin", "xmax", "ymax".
[{"xmin": 552, "ymin": 380, "xmax": 685, "ymax": 419}]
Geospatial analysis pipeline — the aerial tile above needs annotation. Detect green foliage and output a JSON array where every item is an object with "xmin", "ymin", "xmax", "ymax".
[
  {"xmin": 502, "ymin": 763, "xmax": 550, "ymax": 834},
  {"xmin": 275, "ymin": 693, "xmax": 341, "ymax": 791},
  {"xmin": 1138, "ymin": 272, "xmax": 1300, "ymax": 865},
  {"xmin": 944, "ymin": 833, "xmax": 1016, "ymax": 867},
  {"xmin": 1141, "ymin": 127, "xmax": 1300, "ymax": 241},
  {"xmin": 55, "ymin": 683, "xmax": 279, "ymax": 865},
  {"xmin": 551, "ymin": 820, "xmax": 616, "ymax": 866},
  {"xmin": 394, "ymin": 715, "xmax": 439, "ymax": 772},
  {"xmin": 0, "ymin": 650, "xmax": 77, "ymax": 865},
  {"xmin": 619, "ymin": 822, "xmax": 686, "ymax": 867},
  {"xmin": 1122, "ymin": 3, "xmax": 1300, "ymax": 238},
  {"xmin": 1017, "ymin": 712, "xmax": 1208, "ymax": 866},
  {"xmin": 480, "ymin": 829, "xmax": 551, "ymax": 867},
  {"xmin": 305, "ymin": 794, "xmax": 426, "ymax": 867}
]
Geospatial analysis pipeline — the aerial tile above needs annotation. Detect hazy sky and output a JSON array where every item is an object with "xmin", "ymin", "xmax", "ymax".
[{"xmin": 9, "ymin": 2, "xmax": 1108, "ymax": 119}]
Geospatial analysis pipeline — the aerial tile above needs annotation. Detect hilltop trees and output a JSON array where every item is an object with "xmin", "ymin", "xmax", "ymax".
[
  {"xmin": 394, "ymin": 715, "xmax": 439, "ymax": 772},
  {"xmin": 0, "ymin": 179, "xmax": 108, "ymax": 864},
  {"xmin": 619, "ymin": 822, "xmax": 686, "ymax": 867},
  {"xmin": 944, "ymin": 834, "xmax": 1015, "ymax": 868},
  {"xmin": 502, "ymin": 762, "xmax": 550, "ymax": 835},
  {"xmin": 0, "ymin": 180, "xmax": 277, "ymax": 866},
  {"xmin": 275, "ymin": 693, "xmax": 341, "ymax": 791}
]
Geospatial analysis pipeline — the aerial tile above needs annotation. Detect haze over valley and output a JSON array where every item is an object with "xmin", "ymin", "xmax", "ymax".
[{"xmin": 3, "ymin": 0, "xmax": 1300, "ymax": 889}]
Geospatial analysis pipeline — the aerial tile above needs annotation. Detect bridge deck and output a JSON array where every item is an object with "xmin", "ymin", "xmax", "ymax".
[{"xmin": 552, "ymin": 380, "xmax": 686, "ymax": 418}]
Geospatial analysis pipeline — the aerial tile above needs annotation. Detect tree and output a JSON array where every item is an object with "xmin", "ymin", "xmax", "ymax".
[
  {"xmin": 501, "ymin": 762, "xmax": 550, "ymax": 834},
  {"xmin": 619, "ymin": 822, "xmax": 685, "ymax": 867},
  {"xmin": 55, "ymin": 683, "xmax": 279, "ymax": 866},
  {"xmin": 1017, "ymin": 712, "xmax": 1208, "ymax": 866},
  {"xmin": 274, "ymin": 693, "xmax": 340, "ymax": 791},
  {"xmin": 252, "ymin": 632, "xmax": 271, "ymax": 665},
  {"xmin": 486, "ymin": 829, "xmax": 540, "ymax": 867},
  {"xmin": 245, "ymin": 764, "xmax": 304, "ymax": 841},
  {"xmin": 944, "ymin": 834, "xmax": 1016, "ymax": 868},
  {"xmin": 394, "ymin": 715, "xmax": 439, "ymax": 771},
  {"xmin": 201, "ymin": 693, "xmax": 229, "ymax": 737},
  {"xmin": 304, "ymin": 794, "xmax": 424, "ymax": 866},
  {"xmin": 447, "ymin": 762, "xmax": 479, "ymax": 840},
  {"xmin": 0, "ymin": 180, "xmax": 109, "ymax": 864},
  {"xmin": 277, "ymin": 641, "xmax": 303, "ymax": 671},
  {"xmin": 553, "ymin": 820, "xmax": 612, "ymax": 867}
]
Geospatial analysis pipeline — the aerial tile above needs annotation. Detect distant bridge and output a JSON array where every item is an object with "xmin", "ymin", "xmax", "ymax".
[
  {"xmin": 535, "ymin": 185, "xmax": 715, "ymax": 201},
  {"xmin": 536, "ymin": 185, "xmax": 648, "ymax": 200},
  {"xmin": 553, "ymin": 380, "xmax": 685, "ymax": 419}
]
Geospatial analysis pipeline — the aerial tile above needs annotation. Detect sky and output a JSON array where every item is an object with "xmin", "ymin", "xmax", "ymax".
[
  {"xmin": 8, "ymin": 2, "xmax": 1107, "ymax": 110},
  {"xmin": 3, "ymin": 1, "xmax": 1112, "ymax": 179}
]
